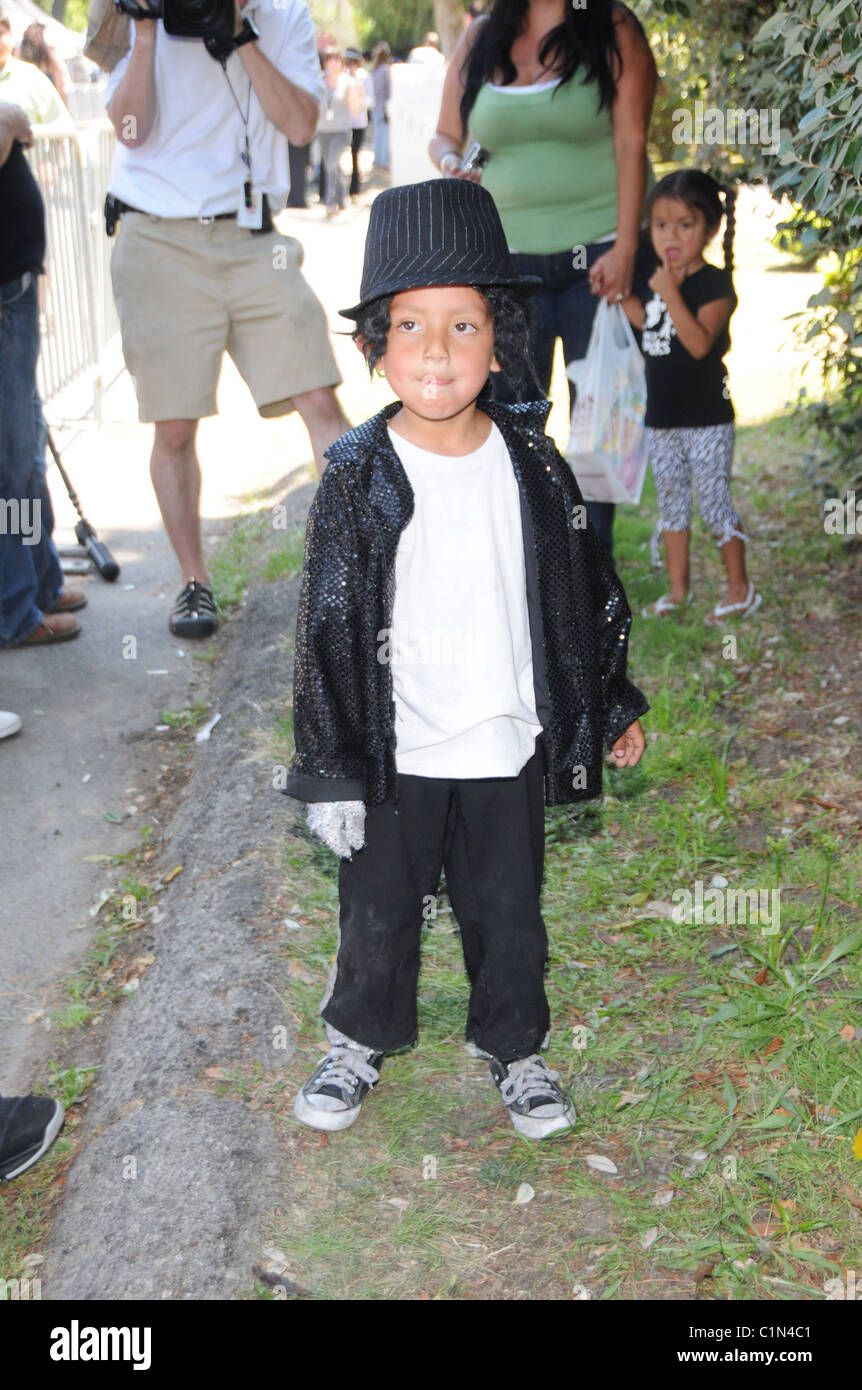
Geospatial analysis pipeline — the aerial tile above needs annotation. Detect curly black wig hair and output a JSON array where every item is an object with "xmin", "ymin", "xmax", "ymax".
[{"xmin": 351, "ymin": 285, "xmax": 540, "ymax": 404}]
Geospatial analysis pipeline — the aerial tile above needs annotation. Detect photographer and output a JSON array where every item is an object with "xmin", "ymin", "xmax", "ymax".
[{"xmin": 104, "ymin": 0, "xmax": 350, "ymax": 638}]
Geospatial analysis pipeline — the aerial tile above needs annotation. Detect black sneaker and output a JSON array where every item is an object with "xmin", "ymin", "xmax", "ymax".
[
  {"xmin": 0, "ymin": 1095, "xmax": 65, "ymax": 1181},
  {"xmin": 169, "ymin": 579, "xmax": 218, "ymax": 639},
  {"xmin": 294, "ymin": 1046, "xmax": 383, "ymax": 1132},
  {"xmin": 489, "ymin": 1055, "xmax": 576, "ymax": 1140}
]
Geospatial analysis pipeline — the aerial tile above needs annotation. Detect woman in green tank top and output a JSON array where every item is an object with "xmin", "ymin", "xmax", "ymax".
[{"xmin": 430, "ymin": 0, "xmax": 656, "ymax": 556}]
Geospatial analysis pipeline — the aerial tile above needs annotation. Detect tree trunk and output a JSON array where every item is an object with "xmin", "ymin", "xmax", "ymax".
[
  {"xmin": 433, "ymin": 0, "xmax": 464, "ymax": 58},
  {"xmin": 51, "ymin": 0, "xmax": 66, "ymax": 21}
]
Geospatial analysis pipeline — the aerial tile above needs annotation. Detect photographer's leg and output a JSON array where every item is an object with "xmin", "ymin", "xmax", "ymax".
[
  {"xmin": 150, "ymin": 418, "xmax": 207, "ymax": 582},
  {"xmin": 292, "ymin": 387, "xmax": 351, "ymax": 478}
]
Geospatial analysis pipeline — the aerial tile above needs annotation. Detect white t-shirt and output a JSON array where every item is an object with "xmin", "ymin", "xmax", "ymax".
[
  {"xmin": 387, "ymin": 421, "xmax": 542, "ymax": 779},
  {"xmin": 105, "ymin": 0, "xmax": 324, "ymax": 217}
]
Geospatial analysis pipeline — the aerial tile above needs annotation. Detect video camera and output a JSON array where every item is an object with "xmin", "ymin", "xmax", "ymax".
[{"xmin": 114, "ymin": 0, "xmax": 236, "ymax": 45}]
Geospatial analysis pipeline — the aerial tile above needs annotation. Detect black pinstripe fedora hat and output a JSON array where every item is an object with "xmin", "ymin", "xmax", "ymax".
[{"xmin": 339, "ymin": 178, "xmax": 541, "ymax": 320}]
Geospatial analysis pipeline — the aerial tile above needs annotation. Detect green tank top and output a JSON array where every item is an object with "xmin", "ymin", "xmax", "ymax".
[{"xmin": 469, "ymin": 74, "xmax": 620, "ymax": 254}]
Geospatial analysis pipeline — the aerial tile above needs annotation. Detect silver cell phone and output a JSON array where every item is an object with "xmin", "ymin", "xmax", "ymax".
[{"xmin": 460, "ymin": 140, "xmax": 490, "ymax": 173}]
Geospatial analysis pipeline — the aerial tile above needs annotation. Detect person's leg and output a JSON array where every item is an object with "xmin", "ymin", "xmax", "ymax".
[
  {"xmin": 318, "ymin": 133, "xmax": 337, "ymax": 210},
  {"xmin": 321, "ymin": 774, "xmax": 454, "ymax": 1052},
  {"xmin": 111, "ymin": 215, "xmax": 228, "ymax": 599},
  {"xmin": 349, "ymin": 126, "xmax": 363, "ymax": 196},
  {"xmin": 443, "ymin": 741, "xmax": 550, "ymax": 1063},
  {"xmin": 225, "ymin": 228, "xmax": 347, "ymax": 477},
  {"xmin": 316, "ymin": 133, "xmax": 327, "ymax": 203},
  {"xmin": 0, "ymin": 274, "xmax": 51, "ymax": 645},
  {"xmin": 149, "ymin": 419, "xmax": 206, "ymax": 583},
  {"xmin": 690, "ymin": 424, "xmax": 751, "ymax": 606},
  {"xmin": 30, "ymin": 393, "xmax": 64, "ymax": 613},
  {"xmin": 292, "ymin": 387, "xmax": 351, "ymax": 475},
  {"xmin": 286, "ymin": 140, "xmax": 309, "ymax": 208},
  {"xmin": 332, "ymin": 134, "xmax": 348, "ymax": 209},
  {"xmin": 646, "ymin": 427, "xmax": 692, "ymax": 606}
]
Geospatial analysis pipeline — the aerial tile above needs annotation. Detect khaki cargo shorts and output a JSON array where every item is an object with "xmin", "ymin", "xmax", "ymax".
[{"xmin": 111, "ymin": 212, "xmax": 342, "ymax": 422}]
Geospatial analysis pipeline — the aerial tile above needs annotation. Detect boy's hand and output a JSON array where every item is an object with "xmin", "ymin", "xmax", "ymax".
[
  {"xmin": 307, "ymin": 800, "xmax": 366, "ymax": 858},
  {"xmin": 610, "ymin": 719, "xmax": 645, "ymax": 768}
]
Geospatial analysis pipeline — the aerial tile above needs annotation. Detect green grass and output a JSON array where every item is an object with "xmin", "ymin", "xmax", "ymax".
[{"xmin": 258, "ymin": 410, "xmax": 862, "ymax": 1301}]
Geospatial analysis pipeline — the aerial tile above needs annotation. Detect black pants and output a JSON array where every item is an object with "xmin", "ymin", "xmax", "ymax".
[
  {"xmin": 322, "ymin": 740, "xmax": 550, "ymax": 1063},
  {"xmin": 349, "ymin": 126, "xmax": 365, "ymax": 197}
]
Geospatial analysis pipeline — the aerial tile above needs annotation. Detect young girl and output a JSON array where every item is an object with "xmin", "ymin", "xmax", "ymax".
[
  {"xmin": 283, "ymin": 178, "xmax": 647, "ymax": 1141},
  {"xmin": 622, "ymin": 170, "xmax": 761, "ymax": 623}
]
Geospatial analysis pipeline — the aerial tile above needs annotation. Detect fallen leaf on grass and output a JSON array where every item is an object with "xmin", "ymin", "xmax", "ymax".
[
  {"xmin": 694, "ymin": 1263, "xmax": 714, "ymax": 1286},
  {"xmin": 641, "ymin": 900, "xmax": 677, "ymax": 920},
  {"xmin": 513, "ymin": 1183, "xmax": 535, "ymax": 1206},
  {"xmin": 852, "ymin": 1128, "xmax": 862, "ymax": 1160},
  {"xmin": 753, "ymin": 967, "xmax": 770, "ymax": 986},
  {"xmin": 838, "ymin": 1184, "xmax": 862, "ymax": 1210},
  {"xmin": 839, "ymin": 1024, "xmax": 856, "ymax": 1042},
  {"xmin": 204, "ymin": 1066, "xmax": 227, "ymax": 1080},
  {"xmin": 653, "ymin": 1189, "xmax": 675, "ymax": 1207},
  {"xmin": 747, "ymin": 1219, "xmax": 782, "ymax": 1239},
  {"xmin": 616, "ymin": 1091, "xmax": 649, "ymax": 1109},
  {"xmin": 387, "ymin": 1197, "xmax": 409, "ymax": 1212},
  {"xmin": 641, "ymin": 1227, "xmax": 659, "ymax": 1251},
  {"xmin": 762, "ymin": 1036, "xmax": 783, "ymax": 1056},
  {"xmin": 586, "ymin": 1154, "xmax": 618, "ymax": 1174}
]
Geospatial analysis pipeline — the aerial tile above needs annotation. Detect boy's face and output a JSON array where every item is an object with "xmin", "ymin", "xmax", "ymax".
[{"xmin": 375, "ymin": 285, "xmax": 499, "ymax": 423}]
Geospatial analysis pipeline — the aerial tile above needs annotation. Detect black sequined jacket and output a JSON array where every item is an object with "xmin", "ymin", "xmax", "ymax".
[{"xmin": 283, "ymin": 397, "xmax": 648, "ymax": 808}]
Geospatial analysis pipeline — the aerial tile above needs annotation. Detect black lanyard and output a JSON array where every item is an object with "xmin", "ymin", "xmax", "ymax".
[{"xmin": 222, "ymin": 60, "xmax": 254, "ymax": 207}]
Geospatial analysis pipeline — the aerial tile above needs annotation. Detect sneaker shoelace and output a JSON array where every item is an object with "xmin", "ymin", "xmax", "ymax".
[
  {"xmin": 316, "ymin": 1046, "xmax": 380, "ymax": 1097},
  {"xmin": 500, "ymin": 1056, "xmax": 563, "ymax": 1111}
]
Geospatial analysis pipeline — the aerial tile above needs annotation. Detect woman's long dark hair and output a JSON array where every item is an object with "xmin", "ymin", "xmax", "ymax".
[{"xmin": 459, "ymin": 0, "xmax": 647, "ymax": 132}]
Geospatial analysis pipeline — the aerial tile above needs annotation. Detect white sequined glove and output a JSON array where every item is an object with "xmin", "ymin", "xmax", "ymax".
[{"xmin": 306, "ymin": 800, "xmax": 366, "ymax": 858}]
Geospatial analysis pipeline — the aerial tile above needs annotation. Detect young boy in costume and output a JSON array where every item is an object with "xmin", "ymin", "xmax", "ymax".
[{"xmin": 283, "ymin": 179, "xmax": 647, "ymax": 1139}]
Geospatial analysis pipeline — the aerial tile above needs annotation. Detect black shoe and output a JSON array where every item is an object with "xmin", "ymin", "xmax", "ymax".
[
  {"xmin": 489, "ymin": 1055, "xmax": 576, "ymax": 1139},
  {"xmin": 169, "ymin": 579, "xmax": 218, "ymax": 639},
  {"xmin": 294, "ymin": 1046, "xmax": 383, "ymax": 1132},
  {"xmin": 0, "ymin": 1095, "xmax": 65, "ymax": 1180}
]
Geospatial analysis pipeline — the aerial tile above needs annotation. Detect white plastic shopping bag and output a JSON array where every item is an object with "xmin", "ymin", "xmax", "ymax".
[{"xmin": 565, "ymin": 300, "xmax": 648, "ymax": 505}]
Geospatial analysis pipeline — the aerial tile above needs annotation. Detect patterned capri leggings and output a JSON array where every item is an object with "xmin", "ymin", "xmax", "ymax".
[{"xmin": 647, "ymin": 423, "xmax": 746, "ymax": 548}]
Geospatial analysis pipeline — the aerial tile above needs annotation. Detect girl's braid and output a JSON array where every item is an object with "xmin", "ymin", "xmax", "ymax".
[{"xmin": 721, "ymin": 186, "xmax": 737, "ymax": 274}]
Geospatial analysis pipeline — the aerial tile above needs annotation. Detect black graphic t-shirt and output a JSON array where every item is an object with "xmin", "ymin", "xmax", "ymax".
[{"xmin": 632, "ymin": 263, "xmax": 737, "ymax": 428}]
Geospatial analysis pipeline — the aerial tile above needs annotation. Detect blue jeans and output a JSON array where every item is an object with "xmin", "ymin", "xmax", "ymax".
[
  {"xmin": 0, "ymin": 273, "xmax": 63, "ymax": 645},
  {"xmin": 493, "ymin": 243, "xmax": 616, "ymax": 556}
]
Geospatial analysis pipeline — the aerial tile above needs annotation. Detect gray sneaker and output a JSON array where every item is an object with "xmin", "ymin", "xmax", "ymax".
[
  {"xmin": 489, "ymin": 1055, "xmax": 576, "ymax": 1139},
  {"xmin": 294, "ymin": 1046, "xmax": 383, "ymax": 1132}
]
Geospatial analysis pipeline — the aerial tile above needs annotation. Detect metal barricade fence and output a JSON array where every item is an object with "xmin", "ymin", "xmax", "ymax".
[{"xmin": 26, "ymin": 124, "xmax": 118, "ymax": 414}]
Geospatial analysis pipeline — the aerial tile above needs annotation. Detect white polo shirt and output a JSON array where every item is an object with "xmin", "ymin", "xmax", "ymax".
[{"xmin": 105, "ymin": 0, "xmax": 323, "ymax": 217}]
